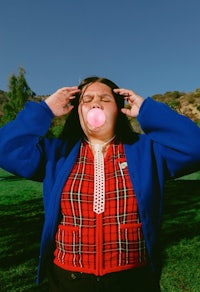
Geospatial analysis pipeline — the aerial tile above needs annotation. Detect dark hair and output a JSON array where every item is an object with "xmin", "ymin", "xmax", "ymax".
[{"xmin": 60, "ymin": 76, "xmax": 138, "ymax": 151}]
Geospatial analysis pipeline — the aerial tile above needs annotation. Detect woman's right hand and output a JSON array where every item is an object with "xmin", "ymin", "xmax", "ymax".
[{"xmin": 45, "ymin": 86, "xmax": 80, "ymax": 116}]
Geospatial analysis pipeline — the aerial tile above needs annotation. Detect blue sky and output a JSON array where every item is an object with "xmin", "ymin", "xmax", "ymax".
[{"xmin": 1, "ymin": 0, "xmax": 200, "ymax": 97}]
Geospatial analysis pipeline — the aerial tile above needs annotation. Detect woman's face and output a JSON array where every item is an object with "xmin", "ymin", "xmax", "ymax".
[{"xmin": 78, "ymin": 82, "xmax": 118, "ymax": 140}]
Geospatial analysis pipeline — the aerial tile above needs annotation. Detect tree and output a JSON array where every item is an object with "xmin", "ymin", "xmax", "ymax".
[{"xmin": 1, "ymin": 67, "xmax": 35, "ymax": 124}]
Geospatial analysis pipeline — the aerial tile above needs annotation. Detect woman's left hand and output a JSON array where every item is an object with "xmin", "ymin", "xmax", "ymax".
[{"xmin": 114, "ymin": 88, "xmax": 144, "ymax": 118}]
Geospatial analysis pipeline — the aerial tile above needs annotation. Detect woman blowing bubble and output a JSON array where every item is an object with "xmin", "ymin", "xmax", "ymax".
[{"xmin": 0, "ymin": 76, "xmax": 200, "ymax": 292}]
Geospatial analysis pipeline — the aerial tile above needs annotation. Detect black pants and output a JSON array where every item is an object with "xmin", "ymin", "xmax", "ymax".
[{"xmin": 47, "ymin": 264, "xmax": 161, "ymax": 292}]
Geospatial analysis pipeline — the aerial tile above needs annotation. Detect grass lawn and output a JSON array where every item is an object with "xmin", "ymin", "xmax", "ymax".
[{"xmin": 0, "ymin": 168, "xmax": 200, "ymax": 291}]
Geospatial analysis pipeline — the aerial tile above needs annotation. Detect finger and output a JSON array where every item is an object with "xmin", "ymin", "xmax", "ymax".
[
  {"xmin": 60, "ymin": 86, "xmax": 79, "ymax": 92},
  {"xmin": 114, "ymin": 88, "xmax": 132, "ymax": 95},
  {"xmin": 64, "ymin": 96, "xmax": 76, "ymax": 108},
  {"xmin": 125, "ymin": 95, "xmax": 136, "ymax": 104},
  {"xmin": 62, "ymin": 104, "xmax": 74, "ymax": 115},
  {"xmin": 59, "ymin": 89, "xmax": 80, "ymax": 104},
  {"xmin": 69, "ymin": 95, "xmax": 76, "ymax": 100},
  {"xmin": 114, "ymin": 88, "xmax": 138, "ymax": 98},
  {"xmin": 63, "ymin": 88, "xmax": 80, "ymax": 96},
  {"xmin": 59, "ymin": 87, "xmax": 80, "ymax": 97},
  {"xmin": 114, "ymin": 88, "xmax": 126, "ymax": 95},
  {"xmin": 121, "ymin": 108, "xmax": 132, "ymax": 116}
]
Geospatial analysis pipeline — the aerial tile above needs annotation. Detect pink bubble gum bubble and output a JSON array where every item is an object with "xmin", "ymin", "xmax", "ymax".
[{"xmin": 87, "ymin": 108, "xmax": 106, "ymax": 128}]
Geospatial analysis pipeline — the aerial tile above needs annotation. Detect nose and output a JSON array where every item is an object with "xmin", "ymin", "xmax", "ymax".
[
  {"xmin": 92, "ymin": 104, "xmax": 100, "ymax": 108},
  {"xmin": 91, "ymin": 96, "xmax": 102, "ymax": 109}
]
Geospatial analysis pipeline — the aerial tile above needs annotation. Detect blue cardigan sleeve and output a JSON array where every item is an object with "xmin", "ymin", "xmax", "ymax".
[
  {"xmin": 0, "ymin": 101, "xmax": 54, "ymax": 179},
  {"xmin": 137, "ymin": 97, "xmax": 200, "ymax": 177}
]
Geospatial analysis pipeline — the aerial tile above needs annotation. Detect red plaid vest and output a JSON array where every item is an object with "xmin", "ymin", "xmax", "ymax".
[{"xmin": 54, "ymin": 141, "xmax": 147, "ymax": 275}]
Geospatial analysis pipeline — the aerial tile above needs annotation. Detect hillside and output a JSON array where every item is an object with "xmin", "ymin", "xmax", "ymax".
[{"xmin": 152, "ymin": 89, "xmax": 200, "ymax": 122}]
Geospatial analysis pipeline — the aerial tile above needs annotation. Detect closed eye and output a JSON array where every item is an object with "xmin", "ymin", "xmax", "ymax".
[
  {"xmin": 101, "ymin": 96, "xmax": 112, "ymax": 102},
  {"xmin": 82, "ymin": 95, "xmax": 93, "ymax": 103},
  {"xmin": 81, "ymin": 94, "xmax": 114, "ymax": 103}
]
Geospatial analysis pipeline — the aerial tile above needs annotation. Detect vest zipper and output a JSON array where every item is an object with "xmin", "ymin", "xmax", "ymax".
[{"xmin": 96, "ymin": 213, "xmax": 103, "ymax": 275}]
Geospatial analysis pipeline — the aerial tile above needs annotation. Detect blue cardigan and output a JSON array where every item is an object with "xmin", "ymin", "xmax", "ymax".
[{"xmin": 0, "ymin": 97, "xmax": 200, "ymax": 283}]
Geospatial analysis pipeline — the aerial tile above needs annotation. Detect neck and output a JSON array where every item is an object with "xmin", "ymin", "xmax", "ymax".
[{"xmin": 85, "ymin": 135, "xmax": 115, "ymax": 147}]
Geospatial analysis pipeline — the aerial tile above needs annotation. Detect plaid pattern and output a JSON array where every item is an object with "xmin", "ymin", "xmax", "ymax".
[{"xmin": 54, "ymin": 141, "xmax": 147, "ymax": 275}]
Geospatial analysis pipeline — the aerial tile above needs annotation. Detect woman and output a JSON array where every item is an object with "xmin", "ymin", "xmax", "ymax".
[{"xmin": 0, "ymin": 76, "xmax": 200, "ymax": 291}]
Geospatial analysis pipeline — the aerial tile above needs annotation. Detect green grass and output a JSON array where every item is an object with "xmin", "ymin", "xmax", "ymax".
[
  {"xmin": 160, "ymin": 177, "xmax": 200, "ymax": 292},
  {"xmin": 0, "ymin": 168, "xmax": 200, "ymax": 291},
  {"xmin": 0, "ymin": 169, "xmax": 46, "ymax": 291},
  {"xmin": 178, "ymin": 171, "xmax": 200, "ymax": 180}
]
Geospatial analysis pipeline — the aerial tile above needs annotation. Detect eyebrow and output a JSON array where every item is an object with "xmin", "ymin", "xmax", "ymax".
[{"xmin": 82, "ymin": 93, "xmax": 113, "ymax": 98}]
